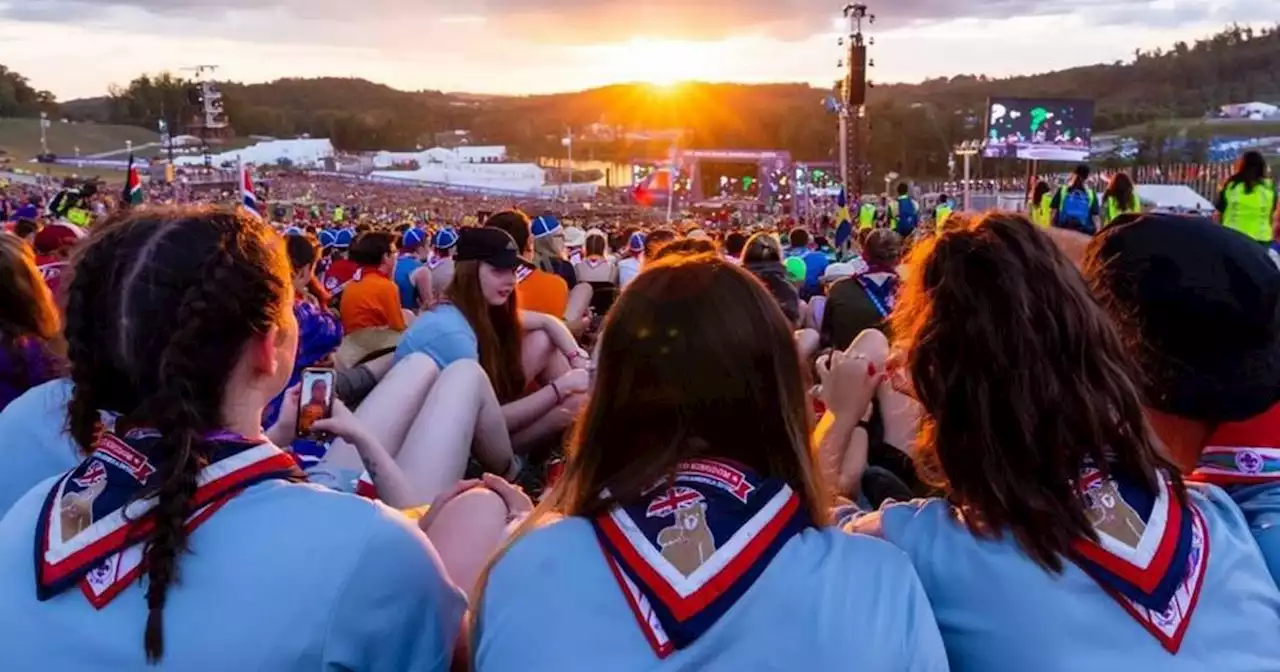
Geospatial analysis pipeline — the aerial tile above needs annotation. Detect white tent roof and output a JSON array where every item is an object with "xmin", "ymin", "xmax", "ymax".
[{"xmin": 1136, "ymin": 184, "xmax": 1214, "ymax": 212}]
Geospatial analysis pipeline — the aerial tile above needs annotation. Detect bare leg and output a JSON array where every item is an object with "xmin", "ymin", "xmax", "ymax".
[
  {"xmin": 521, "ymin": 329, "xmax": 571, "ymax": 384},
  {"xmin": 565, "ymin": 283, "xmax": 593, "ymax": 335},
  {"xmin": 848, "ymin": 329, "xmax": 921, "ymax": 454},
  {"xmin": 795, "ymin": 328, "xmax": 820, "ymax": 362},
  {"xmin": 420, "ymin": 487, "xmax": 510, "ymax": 597},
  {"xmin": 323, "ymin": 354, "xmax": 440, "ymax": 473},
  {"xmin": 396, "ymin": 360, "xmax": 516, "ymax": 504}
]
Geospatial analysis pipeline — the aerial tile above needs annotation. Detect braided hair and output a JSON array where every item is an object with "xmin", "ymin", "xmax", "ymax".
[{"xmin": 62, "ymin": 206, "xmax": 290, "ymax": 663}]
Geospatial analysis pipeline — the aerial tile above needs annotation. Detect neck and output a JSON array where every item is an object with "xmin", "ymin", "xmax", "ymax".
[
  {"xmin": 221, "ymin": 388, "xmax": 268, "ymax": 442},
  {"xmin": 1146, "ymin": 408, "xmax": 1212, "ymax": 473}
]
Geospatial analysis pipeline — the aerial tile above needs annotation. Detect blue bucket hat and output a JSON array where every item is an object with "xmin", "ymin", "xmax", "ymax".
[
  {"xmin": 402, "ymin": 228, "xmax": 427, "ymax": 251},
  {"xmin": 433, "ymin": 227, "xmax": 460, "ymax": 250},
  {"xmin": 334, "ymin": 228, "xmax": 355, "ymax": 248},
  {"xmin": 531, "ymin": 215, "xmax": 562, "ymax": 239},
  {"xmin": 628, "ymin": 231, "xmax": 647, "ymax": 253},
  {"xmin": 284, "ymin": 226, "xmax": 304, "ymax": 237},
  {"xmin": 317, "ymin": 229, "xmax": 338, "ymax": 249}
]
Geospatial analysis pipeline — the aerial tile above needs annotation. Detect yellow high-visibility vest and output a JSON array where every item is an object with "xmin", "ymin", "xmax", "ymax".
[{"xmin": 1223, "ymin": 179, "xmax": 1276, "ymax": 243}]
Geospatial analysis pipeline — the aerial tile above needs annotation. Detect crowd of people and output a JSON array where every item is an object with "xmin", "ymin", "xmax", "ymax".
[{"xmin": 0, "ymin": 149, "xmax": 1276, "ymax": 670}]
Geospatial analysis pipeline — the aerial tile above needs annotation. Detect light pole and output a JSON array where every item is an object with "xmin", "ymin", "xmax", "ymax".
[
  {"xmin": 39, "ymin": 111, "xmax": 50, "ymax": 156},
  {"xmin": 953, "ymin": 140, "xmax": 983, "ymax": 211}
]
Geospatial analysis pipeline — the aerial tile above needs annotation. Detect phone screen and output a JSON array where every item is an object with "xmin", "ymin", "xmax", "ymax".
[{"xmin": 297, "ymin": 368, "xmax": 336, "ymax": 438}]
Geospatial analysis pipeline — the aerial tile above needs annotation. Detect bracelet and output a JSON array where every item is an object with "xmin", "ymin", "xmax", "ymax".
[{"xmin": 550, "ymin": 380, "xmax": 563, "ymax": 404}]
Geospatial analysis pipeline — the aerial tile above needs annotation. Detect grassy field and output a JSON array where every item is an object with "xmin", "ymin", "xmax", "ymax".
[
  {"xmin": 0, "ymin": 117, "xmax": 159, "ymax": 161},
  {"xmin": 1102, "ymin": 118, "xmax": 1280, "ymax": 138}
]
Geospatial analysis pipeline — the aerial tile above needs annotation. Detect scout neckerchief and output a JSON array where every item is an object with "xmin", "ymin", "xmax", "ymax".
[
  {"xmin": 35, "ymin": 428, "xmax": 303, "ymax": 609},
  {"xmin": 583, "ymin": 255, "xmax": 608, "ymax": 271},
  {"xmin": 569, "ymin": 249, "xmax": 583, "ymax": 265},
  {"xmin": 591, "ymin": 459, "xmax": 812, "ymax": 659},
  {"xmin": 1188, "ymin": 403, "xmax": 1280, "ymax": 487},
  {"xmin": 856, "ymin": 273, "xmax": 899, "ymax": 318},
  {"xmin": 427, "ymin": 251, "xmax": 445, "ymax": 270},
  {"xmin": 1070, "ymin": 467, "xmax": 1207, "ymax": 654}
]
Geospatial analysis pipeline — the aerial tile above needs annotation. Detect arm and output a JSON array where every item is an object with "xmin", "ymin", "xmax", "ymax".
[
  {"xmin": 383, "ymin": 284, "xmax": 408, "ymax": 331},
  {"xmin": 519, "ymin": 310, "xmax": 580, "ymax": 357},
  {"xmin": 411, "ymin": 266, "xmax": 433, "ymax": 310},
  {"xmin": 501, "ymin": 383, "xmax": 563, "ymax": 436},
  {"xmin": 344, "ymin": 427, "xmax": 418, "ymax": 510},
  {"xmin": 815, "ymin": 411, "xmax": 867, "ymax": 501}
]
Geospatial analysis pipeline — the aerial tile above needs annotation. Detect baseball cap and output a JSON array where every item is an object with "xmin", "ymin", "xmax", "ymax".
[
  {"xmin": 34, "ymin": 222, "xmax": 85, "ymax": 255},
  {"xmin": 784, "ymin": 256, "xmax": 807, "ymax": 283},
  {"xmin": 563, "ymin": 226, "xmax": 586, "ymax": 248},
  {"xmin": 531, "ymin": 215, "xmax": 562, "ymax": 239},
  {"xmin": 334, "ymin": 228, "xmax": 355, "ymax": 248},
  {"xmin": 432, "ymin": 227, "xmax": 459, "ymax": 250},
  {"xmin": 402, "ymin": 228, "xmax": 427, "ymax": 252},
  {"xmin": 318, "ymin": 230, "xmax": 338, "ymax": 249},
  {"xmin": 1084, "ymin": 213, "xmax": 1280, "ymax": 422},
  {"xmin": 455, "ymin": 227, "xmax": 534, "ymax": 270},
  {"xmin": 628, "ymin": 232, "xmax": 646, "ymax": 253}
]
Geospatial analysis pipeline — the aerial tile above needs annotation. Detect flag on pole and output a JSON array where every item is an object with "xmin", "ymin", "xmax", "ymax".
[
  {"xmin": 238, "ymin": 157, "xmax": 261, "ymax": 219},
  {"xmin": 121, "ymin": 154, "xmax": 143, "ymax": 207},
  {"xmin": 834, "ymin": 187, "xmax": 854, "ymax": 249}
]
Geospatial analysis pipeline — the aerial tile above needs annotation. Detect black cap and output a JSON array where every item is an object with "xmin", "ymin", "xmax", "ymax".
[
  {"xmin": 1084, "ymin": 213, "xmax": 1280, "ymax": 422},
  {"xmin": 455, "ymin": 227, "xmax": 534, "ymax": 270}
]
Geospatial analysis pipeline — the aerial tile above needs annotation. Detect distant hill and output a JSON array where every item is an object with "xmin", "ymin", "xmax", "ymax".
[
  {"xmin": 0, "ymin": 117, "xmax": 158, "ymax": 160},
  {"xmin": 49, "ymin": 24, "xmax": 1280, "ymax": 178}
]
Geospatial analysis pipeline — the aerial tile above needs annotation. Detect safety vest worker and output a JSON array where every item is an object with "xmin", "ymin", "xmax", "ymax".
[
  {"xmin": 935, "ymin": 200, "xmax": 954, "ymax": 230},
  {"xmin": 1030, "ymin": 196, "xmax": 1053, "ymax": 228},
  {"xmin": 1222, "ymin": 178, "xmax": 1277, "ymax": 243},
  {"xmin": 858, "ymin": 203, "xmax": 877, "ymax": 231},
  {"xmin": 1104, "ymin": 194, "xmax": 1142, "ymax": 224}
]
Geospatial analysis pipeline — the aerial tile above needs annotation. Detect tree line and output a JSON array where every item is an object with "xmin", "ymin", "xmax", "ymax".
[{"xmin": 7, "ymin": 24, "xmax": 1279, "ymax": 180}]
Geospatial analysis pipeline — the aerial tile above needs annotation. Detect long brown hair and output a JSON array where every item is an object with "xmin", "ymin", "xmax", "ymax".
[
  {"xmin": 890, "ymin": 212, "xmax": 1181, "ymax": 572},
  {"xmin": 469, "ymin": 254, "xmax": 828, "ymax": 631},
  {"xmin": 0, "ymin": 233, "xmax": 64, "ymax": 388},
  {"xmin": 62, "ymin": 206, "xmax": 290, "ymax": 661},
  {"xmin": 446, "ymin": 260, "xmax": 525, "ymax": 402}
]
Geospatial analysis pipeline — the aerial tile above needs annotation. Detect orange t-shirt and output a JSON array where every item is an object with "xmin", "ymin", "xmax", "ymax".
[
  {"xmin": 340, "ymin": 269, "xmax": 407, "ymax": 333},
  {"xmin": 517, "ymin": 269, "xmax": 569, "ymax": 317}
]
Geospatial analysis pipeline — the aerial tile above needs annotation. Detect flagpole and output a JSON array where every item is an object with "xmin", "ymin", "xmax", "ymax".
[{"xmin": 666, "ymin": 139, "xmax": 676, "ymax": 223}]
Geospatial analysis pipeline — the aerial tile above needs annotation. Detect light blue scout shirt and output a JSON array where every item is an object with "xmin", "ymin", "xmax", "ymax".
[
  {"xmin": 849, "ymin": 484, "xmax": 1280, "ymax": 672},
  {"xmin": 0, "ymin": 378, "xmax": 78, "ymax": 517},
  {"xmin": 395, "ymin": 303, "xmax": 478, "ymax": 368},
  {"xmin": 473, "ymin": 516, "xmax": 950, "ymax": 672},
  {"xmin": 0, "ymin": 476, "xmax": 466, "ymax": 671},
  {"xmin": 1220, "ymin": 482, "xmax": 1280, "ymax": 585}
]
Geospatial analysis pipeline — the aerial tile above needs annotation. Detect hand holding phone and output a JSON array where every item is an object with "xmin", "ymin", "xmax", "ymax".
[{"xmin": 297, "ymin": 368, "xmax": 336, "ymax": 439}]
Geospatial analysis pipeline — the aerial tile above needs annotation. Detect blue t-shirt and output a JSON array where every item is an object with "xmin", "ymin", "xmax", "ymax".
[
  {"xmin": 1225, "ymin": 482, "xmax": 1280, "ymax": 586},
  {"xmin": 0, "ymin": 378, "xmax": 78, "ymax": 517},
  {"xmin": 394, "ymin": 256, "xmax": 425, "ymax": 311},
  {"xmin": 395, "ymin": 304, "xmax": 479, "ymax": 369},
  {"xmin": 801, "ymin": 250, "xmax": 830, "ymax": 295},
  {"xmin": 850, "ymin": 484, "xmax": 1280, "ymax": 671},
  {"xmin": 0, "ymin": 474, "xmax": 466, "ymax": 670},
  {"xmin": 473, "ymin": 516, "xmax": 948, "ymax": 671}
]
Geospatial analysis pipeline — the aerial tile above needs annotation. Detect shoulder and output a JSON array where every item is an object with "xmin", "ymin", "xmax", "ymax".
[{"xmin": 487, "ymin": 515, "xmax": 595, "ymax": 585}]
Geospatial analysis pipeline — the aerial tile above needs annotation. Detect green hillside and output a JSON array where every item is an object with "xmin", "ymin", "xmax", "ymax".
[{"xmin": 0, "ymin": 118, "xmax": 159, "ymax": 160}]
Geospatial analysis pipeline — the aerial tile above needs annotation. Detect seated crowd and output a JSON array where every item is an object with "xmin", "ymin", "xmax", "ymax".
[{"xmin": 0, "ymin": 198, "xmax": 1279, "ymax": 672}]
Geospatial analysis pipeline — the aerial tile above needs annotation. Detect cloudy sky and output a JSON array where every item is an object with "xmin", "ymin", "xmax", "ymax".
[{"xmin": 0, "ymin": 0, "xmax": 1267, "ymax": 100}]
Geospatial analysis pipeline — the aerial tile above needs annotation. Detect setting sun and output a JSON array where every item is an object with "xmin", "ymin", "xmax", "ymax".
[{"xmin": 586, "ymin": 37, "xmax": 731, "ymax": 87}]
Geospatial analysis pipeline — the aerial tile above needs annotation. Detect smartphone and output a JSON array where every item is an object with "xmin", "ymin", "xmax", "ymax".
[{"xmin": 297, "ymin": 367, "xmax": 336, "ymax": 439}]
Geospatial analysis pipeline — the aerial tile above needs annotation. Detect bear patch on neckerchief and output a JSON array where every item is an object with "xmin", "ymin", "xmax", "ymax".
[
  {"xmin": 35, "ymin": 429, "xmax": 303, "ymax": 609},
  {"xmin": 591, "ymin": 458, "xmax": 811, "ymax": 658},
  {"xmin": 1070, "ymin": 468, "xmax": 1207, "ymax": 654}
]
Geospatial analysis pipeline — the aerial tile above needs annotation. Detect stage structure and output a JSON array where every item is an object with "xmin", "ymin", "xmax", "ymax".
[
  {"xmin": 632, "ymin": 150, "xmax": 794, "ymax": 213},
  {"xmin": 836, "ymin": 4, "xmax": 874, "ymax": 200}
]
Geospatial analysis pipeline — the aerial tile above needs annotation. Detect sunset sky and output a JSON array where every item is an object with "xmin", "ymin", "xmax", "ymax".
[{"xmin": 0, "ymin": 0, "xmax": 1267, "ymax": 100}]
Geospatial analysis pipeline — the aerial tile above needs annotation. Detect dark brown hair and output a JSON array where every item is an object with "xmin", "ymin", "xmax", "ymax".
[
  {"xmin": 471, "ymin": 254, "xmax": 828, "ymax": 630},
  {"xmin": 650, "ymin": 238, "xmax": 717, "ymax": 262},
  {"xmin": 486, "ymin": 210, "xmax": 533, "ymax": 256},
  {"xmin": 62, "ymin": 206, "xmax": 290, "ymax": 661},
  {"xmin": 446, "ymin": 260, "xmax": 526, "ymax": 402},
  {"xmin": 890, "ymin": 212, "xmax": 1181, "ymax": 571},
  {"xmin": 584, "ymin": 232, "xmax": 608, "ymax": 257},
  {"xmin": 348, "ymin": 231, "xmax": 396, "ymax": 267},
  {"xmin": 0, "ymin": 233, "xmax": 64, "ymax": 392}
]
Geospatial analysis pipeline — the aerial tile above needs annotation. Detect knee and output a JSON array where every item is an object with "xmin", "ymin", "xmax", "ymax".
[
  {"xmin": 439, "ymin": 358, "xmax": 487, "ymax": 384},
  {"xmin": 849, "ymin": 329, "xmax": 890, "ymax": 365},
  {"xmin": 524, "ymin": 328, "xmax": 552, "ymax": 355},
  {"xmin": 420, "ymin": 486, "xmax": 508, "ymax": 535},
  {"xmin": 396, "ymin": 352, "xmax": 440, "ymax": 376}
]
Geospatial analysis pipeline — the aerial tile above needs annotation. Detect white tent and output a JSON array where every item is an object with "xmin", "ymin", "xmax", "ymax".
[{"xmin": 1136, "ymin": 184, "xmax": 1215, "ymax": 213}]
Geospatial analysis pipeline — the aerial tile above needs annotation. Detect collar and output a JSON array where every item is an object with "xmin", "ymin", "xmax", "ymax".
[
  {"xmin": 1070, "ymin": 468, "xmax": 1206, "ymax": 653},
  {"xmin": 1189, "ymin": 404, "xmax": 1280, "ymax": 486},
  {"xmin": 35, "ymin": 429, "xmax": 303, "ymax": 609},
  {"xmin": 591, "ymin": 459, "xmax": 811, "ymax": 658}
]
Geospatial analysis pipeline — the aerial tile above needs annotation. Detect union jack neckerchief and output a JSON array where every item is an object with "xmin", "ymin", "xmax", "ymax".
[
  {"xmin": 591, "ymin": 459, "xmax": 811, "ymax": 658},
  {"xmin": 35, "ymin": 429, "xmax": 302, "ymax": 608}
]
